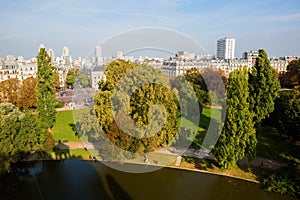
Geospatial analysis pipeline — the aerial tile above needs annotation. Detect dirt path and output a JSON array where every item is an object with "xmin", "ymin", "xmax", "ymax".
[
  {"xmin": 56, "ymin": 141, "xmax": 285, "ymax": 170},
  {"xmin": 238, "ymin": 157, "xmax": 286, "ymax": 170}
]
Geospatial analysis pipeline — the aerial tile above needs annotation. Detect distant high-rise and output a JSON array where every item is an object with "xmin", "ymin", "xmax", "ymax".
[
  {"xmin": 95, "ymin": 46, "xmax": 102, "ymax": 65},
  {"xmin": 48, "ymin": 49, "xmax": 55, "ymax": 63},
  {"xmin": 62, "ymin": 47, "xmax": 71, "ymax": 68},
  {"xmin": 63, "ymin": 47, "xmax": 70, "ymax": 57},
  {"xmin": 95, "ymin": 46, "xmax": 102, "ymax": 58},
  {"xmin": 216, "ymin": 37, "xmax": 235, "ymax": 59}
]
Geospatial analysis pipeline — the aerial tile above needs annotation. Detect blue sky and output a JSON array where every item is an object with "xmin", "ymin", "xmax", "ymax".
[{"xmin": 0, "ymin": 0, "xmax": 300, "ymax": 59}]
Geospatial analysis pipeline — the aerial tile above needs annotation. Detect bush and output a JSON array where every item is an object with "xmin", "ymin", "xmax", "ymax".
[
  {"xmin": 262, "ymin": 167, "xmax": 300, "ymax": 197},
  {"xmin": 55, "ymin": 100, "xmax": 65, "ymax": 108}
]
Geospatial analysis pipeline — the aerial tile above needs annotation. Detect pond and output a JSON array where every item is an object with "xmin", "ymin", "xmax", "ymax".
[{"xmin": 0, "ymin": 160, "xmax": 293, "ymax": 200}]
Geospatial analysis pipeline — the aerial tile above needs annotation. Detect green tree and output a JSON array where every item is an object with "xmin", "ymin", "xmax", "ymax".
[
  {"xmin": 248, "ymin": 49, "xmax": 280, "ymax": 124},
  {"xmin": 78, "ymin": 72, "xmax": 89, "ymax": 88},
  {"xmin": 270, "ymin": 87, "xmax": 300, "ymax": 140},
  {"xmin": 16, "ymin": 111, "xmax": 48, "ymax": 153},
  {"xmin": 18, "ymin": 77, "xmax": 37, "ymax": 109},
  {"xmin": 0, "ymin": 103, "xmax": 22, "ymax": 173},
  {"xmin": 94, "ymin": 59, "xmax": 178, "ymax": 155},
  {"xmin": 287, "ymin": 86, "xmax": 300, "ymax": 137},
  {"xmin": 53, "ymin": 70, "xmax": 61, "ymax": 90},
  {"xmin": 66, "ymin": 69, "xmax": 77, "ymax": 88},
  {"xmin": 171, "ymin": 68, "xmax": 208, "ymax": 118},
  {"xmin": 213, "ymin": 68, "xmax": 256, "ymax": 169},
  {"xmin": 35, "ymin": 48, "xmax": 56, "ymax": 130},
  {"xmin": 0, "ymin": 103, "xmax": 53, "ymax": 173}
]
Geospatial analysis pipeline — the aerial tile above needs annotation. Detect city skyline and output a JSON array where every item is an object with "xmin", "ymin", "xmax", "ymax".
[{"xmin": 1, "ymin": 0, "xmax": 300, "ymax": 59}]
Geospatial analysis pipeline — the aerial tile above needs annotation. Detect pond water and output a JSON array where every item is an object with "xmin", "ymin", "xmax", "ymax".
[{"xmin": 0, "ymin": 160, "xmax": 293, "ymax": 200}]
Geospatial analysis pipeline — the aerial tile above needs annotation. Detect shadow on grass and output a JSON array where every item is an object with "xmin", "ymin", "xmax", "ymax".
[
  {"xmin": 53, "ymin": 141, "xmax": 84, "ymax": 160},
  {"xmin": 237, "ymin": 163, "xmax": 270, "ymax": 182},
  {"xmin": 189, "ymin": 112, "xmax": 211, "ymax": 149},
  {"xmin": 257, "ymin": 124, "xmax": 300, "ymax": 164},
  {"xmin": 198, "ymin": 111, "xmax": 211, "ymax": 130},
  {"xmin": 182, "ymin": 156, "xmax": 215, "ymax": 171},
  {"xmin": 69, "ymin": 123, "xmax": 79, "ymax": 137}
]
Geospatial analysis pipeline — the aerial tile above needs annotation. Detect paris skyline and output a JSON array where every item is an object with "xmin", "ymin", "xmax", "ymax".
[{"xmin": 1, "ymin": 0, "xmax": 300, "ymax": 58}]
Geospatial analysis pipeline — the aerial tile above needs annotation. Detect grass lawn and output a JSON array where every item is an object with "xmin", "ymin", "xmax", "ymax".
[
  {"xmin": 180, "ymin": 108, "xmax": 222, "ymax": 148},
  {"xmin": 257, "ymin": 124, "xmax": 300, "ymax": 164},
  {"xmin": 50, "ymin": 148, "xmax": 91, "ymax": 160},
  {"xmin": 179, "ymin": 156, "xmax": 266, "ymax": 182},
  {"xmin": 51, "ymin": 110, "xmax": 81, "ymax": 142}
]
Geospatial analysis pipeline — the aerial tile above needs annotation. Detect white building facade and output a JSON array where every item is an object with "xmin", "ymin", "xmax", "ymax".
[{"xmin": 217, "ymin": 37, "xmax": 235, "ymax": 60}]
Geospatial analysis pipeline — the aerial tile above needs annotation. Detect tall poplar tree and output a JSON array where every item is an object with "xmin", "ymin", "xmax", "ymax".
[
  {"xmin": 35, "ymin": 48, "xmax": 56, "ymax": 130},
  {"xmin": 213, "ymin": 68, "xmax": 256, "ymax": 169},
  {"xmin": 248, "ymin": 49, "xmax": 280, "ymax": 124}
]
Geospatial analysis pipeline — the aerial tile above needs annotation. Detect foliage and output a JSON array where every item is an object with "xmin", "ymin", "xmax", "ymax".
[
  {"xmin": 0, "ymin": 103, "xmax": 52, "ymax": 174},
  {"xmin": 55, "ymin": 100, "xmax": 65, "ymax": 108},
  {"xmin": 0, "ymin": 78, "xmax": 21, "ymax": 105},
  {"xmin": 213, "ymin": 68, "xmax": 256, "ymax": 169},
  {"xmin": 268, "ymin": 87, "xmax": 300, "ymax": 140},
  {"xmin": 171, "ymin": 67, "xmax": 210, "ymax": 120},
  {"xmin": 35, "ymin": 48, "xmax": 57, "ymax": 130},
  {"xmin": 200, "ymin": 67, "xmax": 227, "ymax": 104},
  {"xmin": 286, "ymin": 86, "xmax": 300, "ymax": 138},
  {"xmin": 0, "ymin": 103, "xmax": 22, "ymax": 173},
  {"xmin": 53, "ymin": 70, "xmax": 61, "ymax": 90},
  {"xmin": 17, "ymin": 111, "xmax": 48, "ymax": 153},
  {"xmin": 263, "ymin": 167, "xmax": 300, "ymax": 197},
  {"xmin": 248, "ymin": 49, "xmax": 280, "ymax": 124},
  {"xmin": 66, "ymin": 69, "xmax": 77, "ymax": 88},
  {"xmin": 77, "ymin": 72, "xmax": 89, "ymax": 87},
  {"xmin": 184, "ymin": 68, "xmax": 209, "ymax": 106},
  {"xmin": 94, "ymin": 59, "xmax": 179, "ymax": 154},
  {"xmin": 66, "ymin": 69, "xmax": 89, "ymax": 88},
  {"xmin": 283, "ymin": 58, "xmax": 300, "ymax": 88},
  {"xmin": 17, "ymin": 77, "xmax": 37, "ymax": 109}
]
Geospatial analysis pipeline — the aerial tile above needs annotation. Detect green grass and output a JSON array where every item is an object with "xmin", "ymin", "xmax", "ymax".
[
  {"xmin": 179, "ymin": 156, "xmax": 263, "ymax": 181},
  {"xmin": 51, "ymin": 110, "xmax": 81, "ymax": 142},
  {"xmin": 257, "ymin": 124, "xmax": 300, "ymax": 164},
  {"xmin": 180, "ymin": 108, "xmax": 222, "ymax": 148},
  {"xmin": 51, "ymin": 148, "xmax": 91, "ymax": 160}
]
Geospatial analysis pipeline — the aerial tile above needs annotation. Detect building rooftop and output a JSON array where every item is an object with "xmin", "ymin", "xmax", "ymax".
[{"xmin": 93, "ymin": 66, "xmax": 105, "ymax": 71}]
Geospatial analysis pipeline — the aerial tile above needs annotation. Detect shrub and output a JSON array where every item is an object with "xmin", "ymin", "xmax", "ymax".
[
  {"xmin": 55, "ymin": 100, "xmax": 65, "ymax": 108},
  {"xmin": 262, "ymin": 167, "xmax": 300, "ymax": 197}
]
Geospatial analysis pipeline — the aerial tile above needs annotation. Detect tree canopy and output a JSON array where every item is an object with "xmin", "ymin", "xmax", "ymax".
[
  {"xmin": 248, "ymin": 49, "xmax": 280, "ymax": 124},
  {"xmin": 18, "ymin": 77, "xmax": 37, "ymax": 109},
  {"xmin": 0, "ymin": 103, "xmax": 52, "ymax": 173},
  {"xmin": 66, "ymin": 69, "xmax": 76, "ymax": 88},
  {"xmin": 0, "ymin": 78, "xmax": 21, "ymax": 105},
  {"xmin": 35, "ymin": 48, "xmax": 56, "ymax": 130},
  {"xmin": 283, "ymin": 59, "xmax": 300, "ymax": 88},
  {"xmin": 213, "ymin": 67, "xmax": 256, "ymax": 169},
  {"xmin": 66, "ymin": 69, "xmax": 89, "ymax": 88},
  {"xmin": 269, "ymin": 87, "xmax": 300, "ymax": 140},
  {"xmin": 93, "ymin": 59, "xmax": 179, "ymax": 155}
]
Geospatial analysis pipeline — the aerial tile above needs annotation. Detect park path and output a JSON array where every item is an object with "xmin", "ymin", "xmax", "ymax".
[{"xmin": 56, "ymin": 141, "xmax": 285, "ymax": 170}]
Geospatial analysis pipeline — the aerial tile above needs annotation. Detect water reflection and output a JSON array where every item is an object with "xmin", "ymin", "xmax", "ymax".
[{"xmin": 0, "ymin": 160, "xmax": 294, "ymax": 200}]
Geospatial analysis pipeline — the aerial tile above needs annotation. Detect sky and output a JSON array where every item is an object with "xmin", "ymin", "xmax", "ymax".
[{"xmin": 0, "ymin": 0, "xmax": 300, "ymax": 59}]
